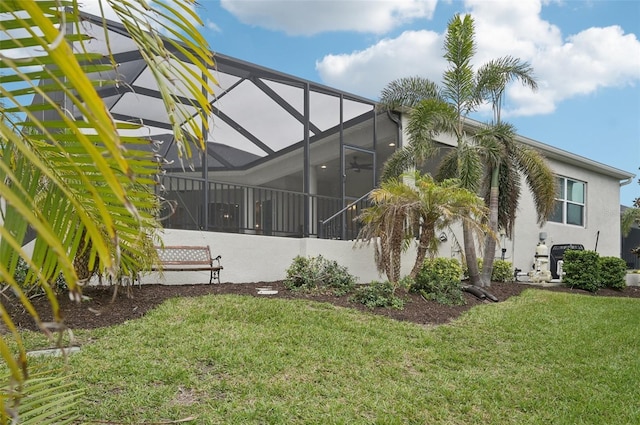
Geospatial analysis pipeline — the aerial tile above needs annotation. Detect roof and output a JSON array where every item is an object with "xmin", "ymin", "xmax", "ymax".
[
  {"xmin": 49, "ymin": 11, "xmax": 635, "ymax": 183},
  {"xmin": 461, "ymin": 119, "xmax": 635, "ymax": 181},
  {"xmin": 65, "ymin": 11, "xmax": 379, "ymax": 172}
]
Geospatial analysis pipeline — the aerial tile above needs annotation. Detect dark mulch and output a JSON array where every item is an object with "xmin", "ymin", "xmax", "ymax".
[{"xmin": 3, "ymin": 281, "xmax": 640, "ymax": 332}]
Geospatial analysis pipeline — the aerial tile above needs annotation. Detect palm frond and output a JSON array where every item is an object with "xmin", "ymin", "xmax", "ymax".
[
  {"xmin": 378, "ymin": 76, "xmax": 442, "ymax": 110},
  {"xmin": 1, "ymin": 369, "xmax": 82, "ymax": 425},
  {"xmin": 455, "ymin": 140, "xmax": 483, "ymax": 193},
  {"xmin": 514, "ymin": 146, "xmax": 557, "ymax": 224},
  {"xmin": 441, "ymin": 14, "xmax": 478, "ymax": 115},
  {"xmin": 407, "ymin": 98, "xmax": 458, "ymax": 153},
  {"xmin": 475, "ymin": 56, "xmax": 537, "ymax": 122},
  {"xmin": 443, "ymin": 14, "xmax": 476, "ymax": 70},
  {"xmin": 105, "ymin": 0, "xmax": 216, "ymax": 160},
  {"xmin": 380, "ymin": 148, "xmax": 416, "ymax": 182},
  {"xmin": 0, "ymin": 0, "xmax": 214, "ymax": 418}
]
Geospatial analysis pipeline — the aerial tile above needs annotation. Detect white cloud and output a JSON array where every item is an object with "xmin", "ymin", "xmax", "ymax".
[
  {"xmin": 220, "ymin": 0, "xmax": 438, "ymax": 35},
  {"xmin": 313, "ymin": 0, "xmax": 640, "ymax": 118},
  {"xmin": 533, "ymin": 26, "xmax": 640, "ymax": 100},
  {"xmin": 317, "ymin": 30, "xmax": 446, "ymax": 98},
  {"xmin": 206, "ymin": 19, "xmax": 222, "ymax": 32}
]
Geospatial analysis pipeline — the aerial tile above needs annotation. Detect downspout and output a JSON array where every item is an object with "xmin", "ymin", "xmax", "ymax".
[
  {"xmin": 620, "ymin": 177, "xmax": 634, "ymax": 187},
  {"xmin": 620, "ymin": 175, "xmax": 634, "ymax": 206},
  {"xmin": 387, "ymin": 110, "xmax": 402, "ymax": 148}
]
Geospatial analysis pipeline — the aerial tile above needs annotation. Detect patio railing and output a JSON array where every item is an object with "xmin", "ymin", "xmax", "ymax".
[
  {"xmin": 157, "ymin": 175, "xmax": 370, "ymax": 239},
  {"xmin": 318, "ymin": 191, "xmax": 373, "ymax": 240}
]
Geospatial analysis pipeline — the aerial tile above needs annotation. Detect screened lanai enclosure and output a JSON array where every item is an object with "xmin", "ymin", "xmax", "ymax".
[{"xmin": 39, "ymin": 12, "xmax": 400, "ymax": 240}]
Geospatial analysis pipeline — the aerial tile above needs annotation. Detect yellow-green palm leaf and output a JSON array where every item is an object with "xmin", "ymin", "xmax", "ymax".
[{"xmin": 0, "ymin": 0, "xmax": 215, "ymax": 421}]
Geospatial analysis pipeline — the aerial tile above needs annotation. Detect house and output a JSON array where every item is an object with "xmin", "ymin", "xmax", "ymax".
[{"xmin": 41, "ymin": 12, "xmax": 635, "ymax": 284}]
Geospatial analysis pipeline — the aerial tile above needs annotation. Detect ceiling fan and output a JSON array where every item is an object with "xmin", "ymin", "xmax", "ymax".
[{"xmin": 347, "ymin": 156, "xmax": 373, "ymax": 173}]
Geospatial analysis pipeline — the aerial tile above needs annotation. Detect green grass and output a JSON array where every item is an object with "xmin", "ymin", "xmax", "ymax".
[{"xmin": 22, "ymin": 290, "xmax": 640, "ymax": 424}]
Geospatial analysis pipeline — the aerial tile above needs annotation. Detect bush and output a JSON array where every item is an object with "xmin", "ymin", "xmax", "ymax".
[
  {"xmin": 284, "ymin": 255, "xmax": 356, "ymax": 295},
  {"xmin": 491, "ymin": 260, "xmax": 513, "ymax": 282},
  {"xmin": 397, "ymin": 275, "xmax": 415, "ymax": 291},
  {"xmin": 599, "ymin": 256, "xmax": 627, "ymax": 290},
  {"xmin": 464, "ymin": 259, "xmax": 513, "ymax": 282},
  {"xmin": 350, "ymin": 280, "xmax": 404, "ymax": 309},
  {"xmin": 563, "ymin": 250, "xmax": 601, "ymax": 292},
  {"xmin": 412, "ymin": 257, "xmax": 465, "ymax": 306},
  {"xmin": 13, "ymin": 257, "xmax": 30, "ymax": 285}
]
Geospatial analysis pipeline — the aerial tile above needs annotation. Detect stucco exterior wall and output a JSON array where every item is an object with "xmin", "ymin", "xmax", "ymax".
[
  {"xmin": 507, "ymin": 157, "xmax": 623, "ymax": 273},
  {"xmin": 139, "ymin": 229, "xmax": 417, "ymax": 284},
  {"xmin": 430, "ymin": 156, "xmax": 626, "ymax": 275}
]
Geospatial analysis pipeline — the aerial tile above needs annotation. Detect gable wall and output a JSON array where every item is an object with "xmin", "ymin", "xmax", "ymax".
[{"xmin": 508, "ymin": 157, "xmax": 623, "ymax": 273}]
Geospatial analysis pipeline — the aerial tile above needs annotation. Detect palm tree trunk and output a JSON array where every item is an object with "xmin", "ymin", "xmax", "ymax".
[
  {"xmin": 463, "ymin": 221, "xmax": 481, "ymax": 285},
  {"xmin": 481, "ymin": 174, "xmax": 500, "ymax": 287},
  {"xmin": 409, "ymin": 225, "xmax": 434, "ymax": 279}
]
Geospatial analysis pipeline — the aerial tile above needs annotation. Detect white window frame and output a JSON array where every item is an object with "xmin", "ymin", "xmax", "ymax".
[{"xmin": 549, "ymin": 176, "xmax": 586, "ymax": 227}]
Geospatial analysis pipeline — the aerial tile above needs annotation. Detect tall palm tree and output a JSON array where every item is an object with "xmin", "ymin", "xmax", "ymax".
[
  {"xmin": 473, "ymin": 59, "xmax": 555, "ymax": 286},
  {"xmin": 378, "ymin": 14, "xmax": 553, "ymax": 287},
  {"xmin": 0, "ymin": 0, "xmax": 215, "ymax": 421},
  {"xmin": 356, "ymin": 171, "xmax": 490, "ymax": 285}
]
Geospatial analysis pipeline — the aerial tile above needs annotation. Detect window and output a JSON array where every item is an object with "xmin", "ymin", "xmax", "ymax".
[{"xmin": 549, "ymin": 177, "xmax": 585, "ymax": 226}]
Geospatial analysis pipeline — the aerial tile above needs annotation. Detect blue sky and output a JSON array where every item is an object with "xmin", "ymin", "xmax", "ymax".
[{"xmin": 89, "ymin": 0, "xmax": 640, "ymax": 206}]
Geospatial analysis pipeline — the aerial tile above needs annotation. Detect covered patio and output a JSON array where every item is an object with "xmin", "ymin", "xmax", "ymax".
[{"xmin": 66, "ymin": 12, "xmax": 401, "ymax": 239}]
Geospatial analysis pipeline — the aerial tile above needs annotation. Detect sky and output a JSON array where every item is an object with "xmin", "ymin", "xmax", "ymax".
[{"xmin": 83, "ymin": 0, "xmax": 640, "ymax": 206}]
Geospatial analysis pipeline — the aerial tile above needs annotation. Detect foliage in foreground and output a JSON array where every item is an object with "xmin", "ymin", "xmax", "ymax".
[
  {"xmin": 0, "ymin": 369, "xmax": 82, "ymax": 425},
  {"xmin": 0, "ymin": 0, "xmax": 215, "ymax": 420},
  {"xmin": 21, "ymin": 291, "xmax": 640, "ymax": 424}
]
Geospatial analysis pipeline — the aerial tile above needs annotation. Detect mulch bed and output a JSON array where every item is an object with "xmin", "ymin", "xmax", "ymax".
[{"xmin": 3, "ymin": 281, "xmax": 640, "ymax": 332}]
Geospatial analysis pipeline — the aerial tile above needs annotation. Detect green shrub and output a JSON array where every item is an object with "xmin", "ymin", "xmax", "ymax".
[
  {"xmin": 491, "ymin": 260, "xmax": 513, "ymax": 282},
  {"xmin": 599, "ymin": 256, "xmax": 627, "ymax": 290},
  {"xmin": 563, "ymin": 250, "xmax": 601, "ymax": 292},
  {"xmin": 350, "ymin": 280, "xmax": 405, "ymax": 309},
  {"xmin": 13, "ymin": 257, "xmax": 30, "ymax": 285},
  {"xmin": 284, "ymin": 255, "xmax": 356, "ymax": 295},
  {"xmin": 412, "ymin": 257, "xmax": 465, "ymax": 306},
  {"xmin": 413, "ymin": 257, "xmax": 463, "ymax": 290},
  {"xmin": 397, "ymin": 275, "xmax": 415, "ymax": 291},
  {"xmin": 464, "ymin": 259, "xmax": 513, "ymax": 282},
  {"xmin": 12, "ymin": 257, "xmax": 68, "ymax": 292}
]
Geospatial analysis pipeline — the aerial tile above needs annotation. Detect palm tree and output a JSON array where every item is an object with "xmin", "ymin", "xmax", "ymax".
[
  {"xmin": 0, "ymin": 0, "xmax": 215, "ymax": 421},
  {"xmin": 356, "ymin": 171, "xmax": 490, "ymax": 285},
  {"xmin": 378, "ymin": 14, "xmax": 553, "ymax": 287},
  {"xmin": 473, "ymin": 59, "xmax": 555, "ymax": 286}
]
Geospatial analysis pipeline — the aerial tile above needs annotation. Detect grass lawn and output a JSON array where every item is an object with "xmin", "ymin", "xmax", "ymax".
[{"xmin": 21, "ymin": 289, "xmax": 640, "ymax": 424}]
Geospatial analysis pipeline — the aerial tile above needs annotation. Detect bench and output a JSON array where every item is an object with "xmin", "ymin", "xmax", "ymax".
[{"xmin": 152, "ymin": 245, "xmax": 223, "ymax": 284}]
